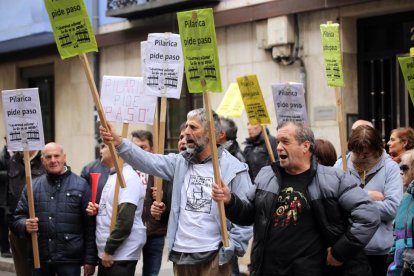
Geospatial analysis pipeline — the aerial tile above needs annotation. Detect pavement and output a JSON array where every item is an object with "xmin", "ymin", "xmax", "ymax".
[
  {"xmin": 0, "ymin": 253, "xmax": 175, "ymax": 276},
  {"xmin": 0, "ymin": 255, "xmax": 14, "ymax": 275},
  {"xmin": 0, "ymin": 241, "xmax": 251, "ymax": 275}
]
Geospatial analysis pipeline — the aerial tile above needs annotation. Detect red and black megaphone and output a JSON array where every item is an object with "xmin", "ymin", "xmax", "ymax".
[{"xmin": 90, "ymin": 173, "xmax": 101, "ymax": 204}]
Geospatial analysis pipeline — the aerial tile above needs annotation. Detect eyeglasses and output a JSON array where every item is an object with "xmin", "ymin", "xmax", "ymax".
[{"xmin": 400, "ymin": 164, "xmax": 410, "ymax": 172}]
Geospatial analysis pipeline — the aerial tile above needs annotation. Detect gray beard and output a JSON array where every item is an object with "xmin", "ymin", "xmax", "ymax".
[
  {"xmin": 186, "ymin": 136, "xmax": 208, "ymax": 155},
  {"xmin": 186, "ymin": 144, "xmax": 205, "ymax": 155}
]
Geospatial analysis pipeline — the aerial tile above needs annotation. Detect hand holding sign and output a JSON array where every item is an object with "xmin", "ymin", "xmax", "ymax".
[
  {"xmin": 44, "ymin": 0, "xmax": 126, "ymax": 188},
  {"xmin": 90, "ymin": 173, "xmax": 101, "ymax": 204},
  {"xmin": 2, "ymin": 88, "xmax": 43, "ymax": 268},
  {"xmin": 142, "ymin": 32, "xmax": 185, "ymax": 206},
  {"xmin": 2, "ymin": 89, "xmax": 45, "ymax": 151},
  {"xmin": 100, "ymin": 76, "xmax": 157, "ymax": 125},
  {"xmin": 110, "ymin": 123, "xmax": 129, "ymax": 232},
  {"xmin": 177, "ymin": 8, "xmax": 227, "ymax": 247}
]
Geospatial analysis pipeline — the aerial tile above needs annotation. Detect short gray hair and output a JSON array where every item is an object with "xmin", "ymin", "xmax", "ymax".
[
  {"xmin": 220, "ymin": 117, "xmax": 238, "ymax": 141},
  {"xmin": 187, "ymin": 108, "xmax": 221, "ymax": 137},
  {"xmin": 277, "ymin": 121, "xmax": 315, "ymax": 153}
]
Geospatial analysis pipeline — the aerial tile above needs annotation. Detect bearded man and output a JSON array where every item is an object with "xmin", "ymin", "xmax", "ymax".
[{"xmin": 100, "ymin": 108, "xmax": 252, "ymax": 276}]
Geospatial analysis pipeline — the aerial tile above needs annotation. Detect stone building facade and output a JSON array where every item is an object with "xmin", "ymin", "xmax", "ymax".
[{"xmin": 0, "ymin": 0, "xmax": 413, "ymax": 173}]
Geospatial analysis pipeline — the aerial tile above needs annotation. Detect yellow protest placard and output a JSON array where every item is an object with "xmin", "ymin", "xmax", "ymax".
[
  {"xmin": 177, "ymin": 8, "xmax": 222, "ymax": 93},
  {"xmin": 320, "ymin": 23, "xmax": 344, "ymax": 87},
  {"xmin": 236, "ymin": 75, "xmax": 271, "ymax": 125},
  {"xmin": 216, "ymin": 83, "xmax": 244, "ymax": 117},
  {"xmin": 44, "ymin": 0, "xmax": 98, "ymax": 59},
  {"xmin": 398, "ymin": 56, "xmax": 414, "ymax": 107}
]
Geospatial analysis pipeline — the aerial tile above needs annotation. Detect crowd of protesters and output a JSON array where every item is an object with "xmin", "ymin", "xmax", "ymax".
[{"xmin": 0, "ymin": 110, "xmax": 414, "ymax": 276}]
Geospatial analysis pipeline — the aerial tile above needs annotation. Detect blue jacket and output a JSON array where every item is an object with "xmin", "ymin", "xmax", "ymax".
[
  {"xmin": 225, "ymin": 158, "xmax": 380, "ymax": 276},
  {"xmin": 335, "ymin": 151, "xmax": 403, "ymax": 255},
  {"xmin": 12, "ymin": 168, "xmax": 97, "ymax": 265},
  {"xmin": 387, "ymin": 181, "xmax": 414, "ymax": 275},
  {"xmin": 117, "ymin": 139, "xmax": 253, "ymax": 265}
]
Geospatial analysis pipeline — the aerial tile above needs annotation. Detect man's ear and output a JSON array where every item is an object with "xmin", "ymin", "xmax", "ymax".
[
  {"xmin": 218, "ymin": 131, "xmax": 225, "ymax": 142},
  {"xmin": 302, "ymin": 141, "xmax": 310, "ymax": 153}
]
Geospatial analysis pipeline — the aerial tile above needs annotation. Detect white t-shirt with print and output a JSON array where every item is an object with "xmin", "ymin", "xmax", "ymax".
[
  {"xmin": 136, "ymin": 170, "xmax": 148, "ymax": 188},
  {"xmin": 96, "ymin": 164, "xmax": 146, "ymax": 261},
  {"xmin": 173, "ymin": 162, "xmax": 221, "ymax": 253}
]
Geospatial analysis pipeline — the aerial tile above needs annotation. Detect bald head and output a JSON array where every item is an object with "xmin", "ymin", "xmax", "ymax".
[
  {"xmin": 41, "ymin": 142, "xmax": 66, "ymax": 175},
  {"xmin": 351, "ymin": 120, "xmax": 374, "ymax": 131},
  {"xmin": 42, "ymin": 143, "xmax": 63, "ymax": 154}
]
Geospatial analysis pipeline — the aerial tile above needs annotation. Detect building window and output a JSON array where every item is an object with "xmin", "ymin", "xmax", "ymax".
[{"xmin": 20, "ymin": 64, "xmax": 55, "ymax": 143}]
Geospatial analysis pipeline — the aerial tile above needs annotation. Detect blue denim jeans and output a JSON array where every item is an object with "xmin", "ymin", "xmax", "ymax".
[
  {"xmin": 32, "ymin": 263, "xmax": 81, "ymax": 276},
  {"xmin": 142, "ymin": 236, "xmax": 165, "ymax": 276},
  {"xmin": 232, "ymin": 256, "xmax": 240, "ymax": 276}
]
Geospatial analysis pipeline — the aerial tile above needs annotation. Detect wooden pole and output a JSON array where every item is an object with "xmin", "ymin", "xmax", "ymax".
[
  {"xmin": 23, "ymin": 150, "xmax": 40, "ymax": 268},
  {"xmin": 202, "ymin": 85, "xmax": 229, "ymax": 247},
  {"xmin": 78, "ymin": 53, "xmax": 126, "ymax": 188},
  {"xmin": 261, "ymin": 125, "xmax": 276, "ymax": 163},
  {"xmin": 151, "ymin": 103, "xmax": 161, "ymax": 220},
  {"xmin": 154, "ymin": 97, "xmax": 167, "ymax": 203},
  {"xmin": 110, "ymin": 122, "xmax": 129, "ymax": 231},
  {"xmin": 153, "ymin": 102, "xmax": 160, "ymax": 155},
  {"xmin": 335, "ymin": 87, "xmax": 348, "ymax": 172}
]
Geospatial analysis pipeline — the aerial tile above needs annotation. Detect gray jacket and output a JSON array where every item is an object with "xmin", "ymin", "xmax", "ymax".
[
  {"xmin": 117, "ymin": 139, "xmax": 253, "ymax": 265},
  {"xmin": 335, "ymin": 151, "xmax": 403, "ymax": 255}
]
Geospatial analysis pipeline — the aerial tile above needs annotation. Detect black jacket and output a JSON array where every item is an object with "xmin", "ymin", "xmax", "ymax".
[
  {"xmin": 142, "ymin": 175, "xmax": 172, "ymax": 237},
  {"xmin": 223, "ymin": 140, "xmax": 246, "ymax": 163},
  {"xmin": 225, "ymin": 157, "xmax": 380, "ymax": 276},
  {"xmin": 7, "ymin": 152, "xmax": 45, "ymax": 216},
  {"xmin": 243, "ymin": 129, "xmax": 277, "ymax": 182},
  {"xmin": 0, "ymin": 146, "xmax": 10, "ymax": 208},
  {"xmin": 12, "ymin": 168, "xmax": 97, "ymax": 265}
]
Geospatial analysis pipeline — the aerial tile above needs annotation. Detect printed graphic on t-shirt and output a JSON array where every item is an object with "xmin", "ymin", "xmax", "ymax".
[
  {"xmin": 185, "ymin": 175, "xmax": 213, "ymax": 213},
  {"xmin": 273, "ymin": 187, "xmax": 308, "ymax": 228},
  {"xmin": 98, "ymin": 181, "xmax": 111, "ymax": 217},
  {"xmin": 136, "ymin": 171, "xmax": 148, "ymax": 186}
]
